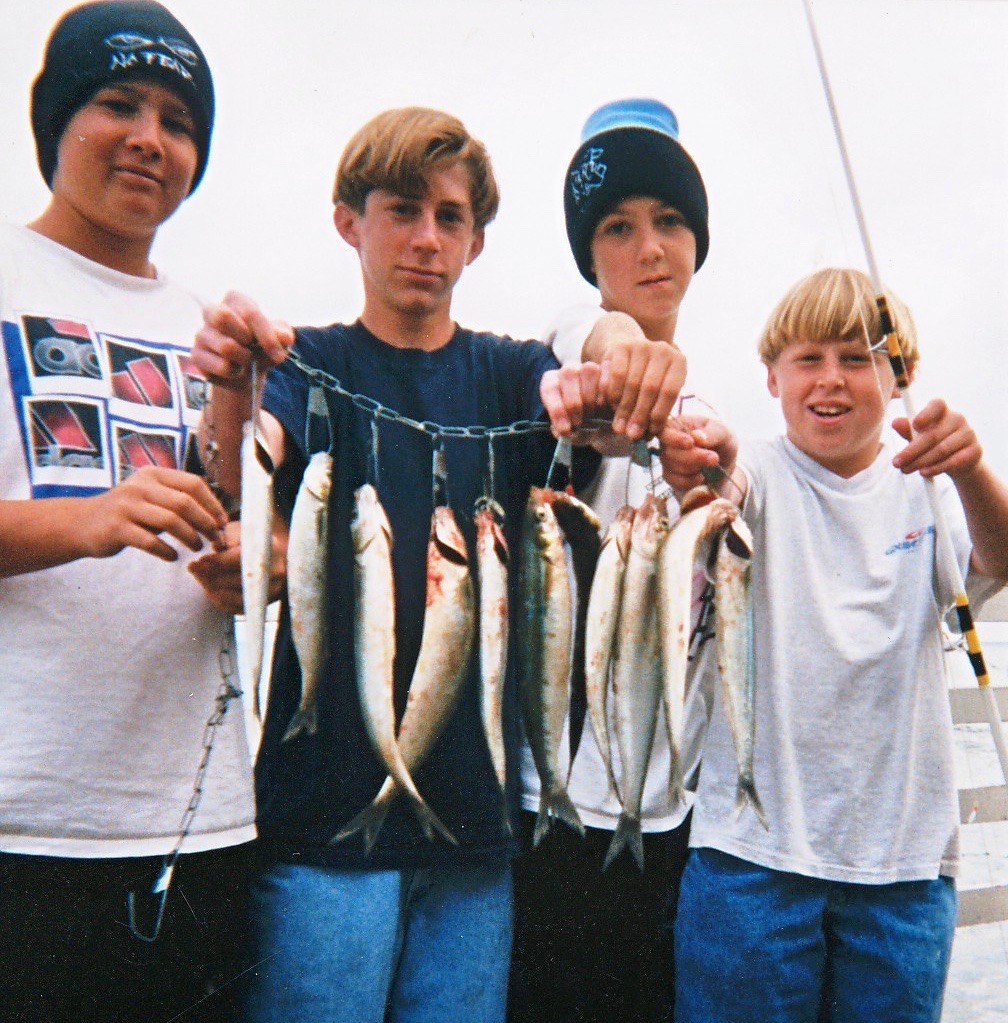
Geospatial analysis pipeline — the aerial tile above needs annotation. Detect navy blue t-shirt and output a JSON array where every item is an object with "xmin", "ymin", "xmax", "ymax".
[{"xmin": 256, "ymin": 320, "xmax": 574, "ymax": 868}]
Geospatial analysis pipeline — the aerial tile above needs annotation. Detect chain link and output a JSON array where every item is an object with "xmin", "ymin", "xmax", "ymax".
[{"xmin": 287, "ymin": 349, "xmax": 554, "ymax": 442}]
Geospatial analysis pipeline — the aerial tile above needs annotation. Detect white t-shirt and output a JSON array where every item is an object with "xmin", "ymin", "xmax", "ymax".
[
  {"xmin": 518, "ymin": 304, "xmax": 716, "ymax": 832},
  {"xmin": 690, "ymin": 435, "xmax": 1000, "ymax": 883},
  {"xmin": 0, "ymin": 225, "xmax": 255, "ymax": 857}
]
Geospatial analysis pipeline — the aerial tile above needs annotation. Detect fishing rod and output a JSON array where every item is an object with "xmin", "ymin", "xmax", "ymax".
[{"xmin": 801, "ymin": 0, "xmax": 1008, "ymax": 784}]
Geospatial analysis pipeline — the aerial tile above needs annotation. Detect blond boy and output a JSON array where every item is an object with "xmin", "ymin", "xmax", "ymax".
[{"xmin": 662, "ymin": 267, "xmax": 1008, "ymax": 1023}]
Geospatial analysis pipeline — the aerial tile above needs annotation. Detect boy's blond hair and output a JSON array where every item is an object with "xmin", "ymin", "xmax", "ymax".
[
  {"xmin": 333, "ymin": 107, "xmax": 500, "ymax": 230},
  {"xmin": 757, "ymin": 267, "xmax": 919, "ymax": 375}
]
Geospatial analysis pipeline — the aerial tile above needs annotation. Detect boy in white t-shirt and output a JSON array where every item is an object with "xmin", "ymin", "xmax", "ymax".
[{"xmin": 660, "ymin": 267, "xmax": 1008, "ymax": 1023}]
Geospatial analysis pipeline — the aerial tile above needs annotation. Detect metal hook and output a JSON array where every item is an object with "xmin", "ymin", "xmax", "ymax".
[
  {"xmin": 305, "ymin": 385, "xmax": 333, "ymax": 456},
  {"xmin": 484, "ymin": 434, "xmax": 497, "ymax": 504},
  {"xmin": 545, "ymin": 437, "xmax": 572, "ymax": 490},
  {"xmin": 126, "ymin": 861, "xmax": 175, "ymax": 944},
  {"xmin": 369, "ymin": 415, "xmax": 381, "ymax": 488},
  {"xmin": 432, "ymin": 437, "xmax": 448, "ymax": 507}
]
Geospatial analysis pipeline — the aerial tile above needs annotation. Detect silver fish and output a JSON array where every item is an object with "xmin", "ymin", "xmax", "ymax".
[
  {"xmin": 583, "ymin": 505, "xmax": 635, "ymax": 799},
  {"xmin": 282, "ymin": 450, "xmax": 332, "ymax": 743},
  {"xmin": 605, "ymin": 493, "xmax": 669, "ymax": 872},
  {"xmin": 240, "ymin": 419, "xmax": 274, "ymax": 719},
  {"xmin": 336, "ymin": 504, "xmax": 472, "ymax": 849},
  {"xmin": 656, "ymin": 489, "xmax": 738, "ymax": 801},
  {"xmin": 713, "ymin": 516, "xmax": 767, "ymax": 829},
  {"xmin": 518, "ymin": 487, "xmax": 582, "ymax": 845},
  {"xmin": 475, "ymin": 501, "xmax": 511, "ymax": 835},
  {"xmin": 551, "ymin": 491, "xmax": 602, "ymax": 774},
  {"xmin": 351, "ymin": 484, "xmax": 451, "ymax": 844}
]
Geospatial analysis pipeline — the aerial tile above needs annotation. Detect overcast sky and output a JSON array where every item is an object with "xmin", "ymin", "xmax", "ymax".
[{"xmin": 4, "ymin": 0, "xmax": 1006, "ymax": 472}]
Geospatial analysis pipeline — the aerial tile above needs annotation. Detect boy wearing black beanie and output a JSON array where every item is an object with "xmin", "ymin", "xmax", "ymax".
[
  {"xmin": 510, "ymin": 98, "xmax": 713, "ymax": 1023},
  {"xmin": 0, "ymin": 5, "xmax": 257, "ymax": 1022}
]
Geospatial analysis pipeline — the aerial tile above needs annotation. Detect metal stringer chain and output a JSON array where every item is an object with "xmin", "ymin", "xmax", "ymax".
[{"xmin": 126, "ymin": 390, "xmax": 245, "ymax": 943}]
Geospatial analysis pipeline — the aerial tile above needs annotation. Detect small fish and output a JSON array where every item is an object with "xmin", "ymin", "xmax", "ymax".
[
  {"xmin": 282, "ymin": 450, "xmax": 332, "ymax": 742},
  {"xmin": 713, "ymin": 516, "xmax": 767, "ymax": 829},
  {"xmin": 655, "ymin": 489, "xmax": 738, "ymax": 801},
  {"xmin": 583, "ymin": 505, "xmax": 635, "ymax": 799},
  {"xmin": 335, "ymin": 504, "xmax": 472, "ymax": 849},
  {"xmin": 475, "ymin": 501, "xmax": 511, "ymax": 835},
  {"xmin": 551, "ymin": 490, "xmax": 602, "ymax": 774},
  {"xmin": 239, "ymin": 419, "xmax": 274, "ymax": 719},
  {"xmin": 518, "ymin": 487, "xmax": 582, "ymax": 845},
  {"xmin": 351, "ymin": 484, "xmax": 451, "ymax": 845},
  {"xmin": 605, "ymin": 493, "xmax": 670, "ymax": 872}
]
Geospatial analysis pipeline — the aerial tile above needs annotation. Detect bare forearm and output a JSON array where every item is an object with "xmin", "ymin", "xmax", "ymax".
[
  {"xmin": 0, "ymin": 498, "xmax": 99, "ymax": 577},
  {"xmin": 580, "ymin": 311, "xmax": 647, "ymax": 363},
  {"xmin": 954, "ymin": 460, "xmax": 1008, "ymax": 579}
]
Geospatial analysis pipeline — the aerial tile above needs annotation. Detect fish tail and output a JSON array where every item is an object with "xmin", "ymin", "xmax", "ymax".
[
  {"xmin": 407, "ymin": 794, "xmax": 459, "ymax": 847},
  {"xmin": 603, "ymin": 813, "xmax": 644, "ymax": 873},
  {"xmin": 281, "ymin": 704, "xmax": 318, "ymax": 744},
  {"xmin": 329, "ymin": 796, "xmax": 394, "ymax": 853},
  {"xmin": 550, "ymin": 789, "xmax": 585, "ymax": 838},
  {"xmin": 532, "ymin": 789, "xmax": 584, "ymax": 847},
  {"xmin": 532, "ymin": 804, "xmax": 552, "ymax": 847},
  {"xmin": 666, "ymin": 755, "xmax": 686, "ymax": 810},
  {"xmin": 500, "ymin": 797, "xmax": 514, "ymax": 839},
  {"xmin": 734, "ymin": 776, "xmax": 768, "ymax": 831}
]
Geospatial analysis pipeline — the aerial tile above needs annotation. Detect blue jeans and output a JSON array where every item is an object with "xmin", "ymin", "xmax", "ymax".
[
  {"xmin": 674, "ymin": 849, "xmax": 957, "ymax": 1023},
  {"xmin": 243, "ymin": 860, "xmax": 513, "ymax": 1023}
]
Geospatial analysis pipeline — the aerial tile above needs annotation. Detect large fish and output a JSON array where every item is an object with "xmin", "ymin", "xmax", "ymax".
[
  {"xmin": 518, "ymin": 487, "xmax": 582, "ymax": 845},
  {"xmin": 551, "ymin": 490, "xmax": 602, "ymax": 774},
  {"xmin": 605, "ymin": 493, "xmax": 670, "ymax": 872},
  {"xmin": 583, "ymin": 505, "xmax": 635, "ymax": 799},
  {"xmin": 240, "ymin": 419, "xmax": 274, "ymax": 719},
  {"xmin": 282, "ymin": 450, "xmax": 332, "ymax": 743},
  {"xmin": 351, "ymin": 484, "xmax": 452, "ymax": 845},
  {"xmin": 475, "ymin": 501, "xmax": 511, "ymax": 835},
  {"xmin": 335, "ymin": 504, "xmax": 472, "ymax": 850},
  {"xmin": 713, "ymin": 516, "xmax": 767, "ymax": 829},
  {"xmin": 655, "ymin": 487, "xmax": 738, "ymax": 801}
]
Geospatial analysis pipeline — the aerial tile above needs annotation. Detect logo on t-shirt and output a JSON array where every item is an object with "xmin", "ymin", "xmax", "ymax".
[{"xmin": 885, "ymin": 525, "xmax": 935, "ymax": 556}]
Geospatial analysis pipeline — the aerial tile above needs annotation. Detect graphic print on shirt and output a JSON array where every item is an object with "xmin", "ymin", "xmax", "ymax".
[
  {"xmin": 885, "ymin": 525, "xmax": 936, "ymax": 557},
  {"xmin": 3, "ymin": 312, "xmax": 206, "ymax": 498}
]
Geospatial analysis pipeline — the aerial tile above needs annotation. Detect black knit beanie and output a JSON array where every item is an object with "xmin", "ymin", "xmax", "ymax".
[
  {"xmin": 31, "ymin": 0, "xmax": 214, "ymax": 194},
  {"xmin": 564, "ymin": 99, "xmax": 709, "ymax": 284}
]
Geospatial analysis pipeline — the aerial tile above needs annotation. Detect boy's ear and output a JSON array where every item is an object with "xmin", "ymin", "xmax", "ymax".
[
  {"xmin": 766, "ymin": 364, "xmax": 780, "ymax": 398},
  {"xmin": 333, "ymin": 203, "xmax": 360, "ymax": 249},
  {"xmin": 465, "ymin": 228, "xmax": 485, "ymax": 266}
]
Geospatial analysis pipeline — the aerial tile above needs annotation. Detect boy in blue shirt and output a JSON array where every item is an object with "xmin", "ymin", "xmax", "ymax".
[{"xmin": 192, "ymin": 106, "xmax": 679, "ymax": 1023}]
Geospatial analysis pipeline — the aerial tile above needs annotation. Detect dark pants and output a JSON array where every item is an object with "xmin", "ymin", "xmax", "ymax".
[
  {"xmin": 0, "ymin": 844, "xmax": 254, "ymax": 1023},
  {"xmin": 508, "ymin": 811, "xmax": 691, "ymax": 1023}
]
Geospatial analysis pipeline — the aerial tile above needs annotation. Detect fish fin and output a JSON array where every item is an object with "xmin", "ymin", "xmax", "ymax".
[
  {"xmin": 549, "ymin": 789, "xmax": 585, "ymax": 838},
  {"xmin": 281, "ymin": 704, "xmax": 318, "ymax": 744},
  {"xmin": 329, "ymin": 796, "xmax": 394, "ymax": 853},
  {"xmin": 734, "ymin": 778, "xmax": 769, "ymax": 831},
  {"xmin": 666, "ymin": 749, "xmax": 685, "ymax": 807},
  {"xmin": 500, "ymin": 798, "xmax": 514, "ymax": 839},
  {"xmin": 407, "ymin": 795, "xmax": 459, "ymax": 847},
  {"xmin": 532, "ymin": 804, "xmax": 552, "ymax": 847},
  {"xmin": 603, "ymin": 813, "xmax": 644, "ymax": 873}
]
